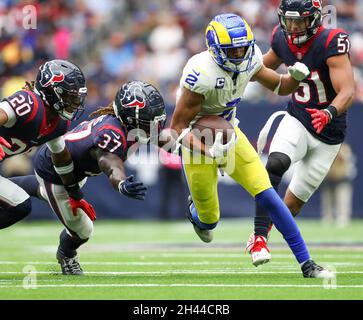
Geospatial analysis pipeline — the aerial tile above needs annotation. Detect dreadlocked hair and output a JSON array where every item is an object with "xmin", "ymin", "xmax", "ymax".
[
  {"xmin": 89, "ymin": 103, "xmax": 116, "ymax": 118},
  {"xmin": 23, "ymin": 81, "xmax": 35, "ymax": 91}
]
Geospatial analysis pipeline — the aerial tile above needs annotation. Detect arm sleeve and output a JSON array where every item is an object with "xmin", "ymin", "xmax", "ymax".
[
  {"xmin": 0, "ymin": 101, "xmax": 16, "ymax": 128},
  {"xmin": 325, "ymin": 31, "xmax": 350, "ymax": 59},
  {"xmin": 46, "ymin": 136, "xmax": 66, "ymax": 154}
]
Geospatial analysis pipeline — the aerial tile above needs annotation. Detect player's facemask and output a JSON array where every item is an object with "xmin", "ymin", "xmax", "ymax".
[
  {"xmin": 221, "ymin": 43, "xmax": 256, "ymax": 73},
  {"xmin": 54, "ymin": 87, "xmax": 87, "ymax": 121},
  {"xmin": 279, "ymin": 12, "xmax": 322, "ymax": 45}
]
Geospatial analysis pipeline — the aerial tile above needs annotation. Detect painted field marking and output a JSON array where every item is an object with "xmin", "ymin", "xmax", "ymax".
[
  {"xmin": 0, "ymin": 261, "xmax": 362, "ymax": 268},
  {"xmin": 0, "ymin": 283, "xmax": 363, "ymax": 289},
  {"xmin": 0, "ymin": 270, "xmax": 362, "ymax": 275}
]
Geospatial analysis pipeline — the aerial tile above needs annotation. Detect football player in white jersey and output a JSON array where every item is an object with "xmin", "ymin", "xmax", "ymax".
[{"xmin": 166, "ymin": 13, "xmax": 333, "ymax": 278}]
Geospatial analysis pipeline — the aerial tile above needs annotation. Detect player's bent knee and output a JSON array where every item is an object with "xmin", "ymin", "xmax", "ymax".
[
  {"xmin": 65, "ymin": 216, "xmax": 94, "ymax": 240},
  {"xmin": 266, "ymin": 152, "xmax": 291, "ymax": 177}
]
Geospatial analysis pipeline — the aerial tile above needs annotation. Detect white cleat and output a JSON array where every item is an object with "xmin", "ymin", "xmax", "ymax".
[{"xmin": 193, "ymin": 225, "xmax": 214, "ymax": 243}]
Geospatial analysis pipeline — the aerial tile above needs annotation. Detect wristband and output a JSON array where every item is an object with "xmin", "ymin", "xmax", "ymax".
[
  {"xmin": 54, "ymin": 162, "xmax": 74, "ymax": 175},
  {"xmin": 325, "ymin": 105, "xmax": 338, "ymax": 121},
  {"xmin": 64, "ymin": 183, "xmax": 83, "ymax": 201}
]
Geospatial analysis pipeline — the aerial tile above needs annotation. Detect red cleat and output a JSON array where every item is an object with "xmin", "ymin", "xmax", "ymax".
[{"xmin": 247, "ymin": 235, "xmax": 271, "ymax": 267}]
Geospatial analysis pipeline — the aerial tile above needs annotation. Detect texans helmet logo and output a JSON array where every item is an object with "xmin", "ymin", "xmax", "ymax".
[
  {"xmin": 41, "ymin": 62, "xmax": 65, "ymax": 87},
  {"xmin": 121, "ymin": 83, "xmax": 146, "ymax": 109},
  {"xmin": 124, "ymin": 99, "xmax": 145, "ymax": 109},
  {"xmin": 312, "ymin": 0, "xmax": 321, "ymax": 9}
]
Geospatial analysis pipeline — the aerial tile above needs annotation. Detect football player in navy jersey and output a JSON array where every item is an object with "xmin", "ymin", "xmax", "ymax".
[
  {"xmin": 246, "ymin": 0, "xmax": 355, "ymax": 267},
  {"xmin": 0, "ymin": 60, "xmax": 95, "ymax": 230},
  {"xmin": 12, "ymin": 81, "xmax": 166, "ymax": 275}
]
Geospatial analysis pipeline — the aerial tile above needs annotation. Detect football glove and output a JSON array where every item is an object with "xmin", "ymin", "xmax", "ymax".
[
  {"xmin": 0, "ymin": 136, "xmax": 11, "ymax": 161},
  {"xmin": 208, "ymin": 131, "xmax": 237, "ymax": 161},
  {"xmin": 306, "ymin": 108, "xmax": 331, "ymax": 134},
  {"xmin": 288, "ymin": 62, "xmax": 310, "ymax": 81},
  {"xmin": 65, "ymin": 183, "xmax": 96, "ymax": 221},
  {"xmin": 69, "ymin": 197, "xmax": 97, "ymax": 221},
  {"xmin": 119, "ymin": 175, "xmax": 147, "ymax": 200}
]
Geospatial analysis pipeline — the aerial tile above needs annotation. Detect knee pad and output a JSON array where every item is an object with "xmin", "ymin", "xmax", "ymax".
[{"xmin": 266, "ymin": 152, "xmax": 291, "ymax": 177}]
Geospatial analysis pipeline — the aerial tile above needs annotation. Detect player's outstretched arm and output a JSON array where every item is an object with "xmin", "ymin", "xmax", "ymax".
[
  {"xmin": 252, "ymin": 62, "xmax": 309, "ymax": 95},
  {"xmin": 91, "ymin": 147, "xmax": 147, "ymax": 200}
]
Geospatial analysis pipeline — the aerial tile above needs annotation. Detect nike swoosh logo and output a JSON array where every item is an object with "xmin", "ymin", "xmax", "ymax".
[
  {"xmin": 28, "ymin": 96, "xmax": 34, "ymax": 105},
  {"xmin": 111, "ymin": 132, "xmax": 121, "ymax": 139},
  {"xmin": 192, "ymin": 69, "xmax": 200, "ymax": 76}
]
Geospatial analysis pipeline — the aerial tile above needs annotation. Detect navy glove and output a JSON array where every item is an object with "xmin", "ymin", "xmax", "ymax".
[{"xmin": 118, "ymin": 175, "xmax": 147, "ymax": 200}]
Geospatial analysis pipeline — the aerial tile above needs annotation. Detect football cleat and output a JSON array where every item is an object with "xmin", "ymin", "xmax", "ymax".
[
  {"xmin": 56, "ymin": 247, "xmax": 84, "ymax": 275},
  {"xmin": 301, "ymin": 259, "xmax": 335, "ymax": 279},
  {"xmin": 248, "ymin": 235, "xmax": 271, "ymax": 267},
  {"xmin": 187, "ymin": 196, "xmax": 213, "ymax": 243}
]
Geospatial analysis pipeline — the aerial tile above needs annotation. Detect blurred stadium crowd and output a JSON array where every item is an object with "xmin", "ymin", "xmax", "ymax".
[{"xmin": 1, "ymin": 0, "xmax": 363, "ymax": 110}]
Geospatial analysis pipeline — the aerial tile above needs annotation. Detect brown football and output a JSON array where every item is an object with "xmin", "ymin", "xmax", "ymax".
[{"xmin": 191, "ymin": 115, "xmax": 234, "ymax": 146}]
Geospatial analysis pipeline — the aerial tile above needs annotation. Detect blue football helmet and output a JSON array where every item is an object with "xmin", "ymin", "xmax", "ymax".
[
  {"xmin": 113, "ymin": 81, "xmax": 167, "ymax": 144},
  {"xmin": 35, "ymin": 60, "xmax": 87, "ymax": 121},
  {"xmin": 205, "ymin": 13, "xmax": 256, "ymax": 73}
]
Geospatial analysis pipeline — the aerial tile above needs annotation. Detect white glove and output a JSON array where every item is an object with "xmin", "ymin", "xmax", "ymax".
[
  {"xmin": 208, "ymin": 132, "xmax": 237, "ymax": 161},
  {"xmin": 287, "ymin": 62, "xmax": 310, "ymax": 81}
]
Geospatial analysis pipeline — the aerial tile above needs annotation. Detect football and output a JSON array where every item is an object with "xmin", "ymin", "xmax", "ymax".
[{"xmin": 191, "ymin": 115, "xmax": 234, "ymax": 146}]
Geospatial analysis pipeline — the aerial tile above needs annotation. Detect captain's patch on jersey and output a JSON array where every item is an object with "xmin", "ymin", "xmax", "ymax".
[{"xmin": 215, "ymin": 78, "xmax": 225, "ymax": 89}]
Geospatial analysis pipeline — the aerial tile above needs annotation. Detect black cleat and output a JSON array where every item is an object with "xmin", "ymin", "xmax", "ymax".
[
  {"xmin": 56, "ymin": 247, "xmax": 84, "ymax": 275},
  {"xmin": 301, "ymin": 259, "xmax": 334, "ymax": 278}
]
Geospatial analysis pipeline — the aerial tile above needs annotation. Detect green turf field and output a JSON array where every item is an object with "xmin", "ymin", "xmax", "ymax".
[{"xmin": 0, "ymin": 218, "xmax": 363, "ymax": 300}]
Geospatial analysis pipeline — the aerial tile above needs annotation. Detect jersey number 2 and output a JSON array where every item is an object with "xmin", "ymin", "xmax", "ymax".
[{"xmin": 294, "ymin": 71, "xmax": 327, "ymax": 104}]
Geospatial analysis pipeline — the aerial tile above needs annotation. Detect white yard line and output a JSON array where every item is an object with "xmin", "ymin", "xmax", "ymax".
[
  {"xmin": 0, "ymin": 260, "xmax": 361, "ymax": 267},
  {"xmin": 0, "ymin": 283, "xmax": 362, "ymax": 289},
  {"xmin": 0, "ymin": 270, "xmax": 362, "ymax": 275}
]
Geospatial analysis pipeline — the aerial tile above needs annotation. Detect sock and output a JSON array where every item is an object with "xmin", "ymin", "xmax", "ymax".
[
  {"xmin": 255, "ymin": 188, "xmax": 310, "ymax": 264},
  {"xmin": 0, "ymin": 198, "xmax": 32, "ymax": 229},
  {"xmin": 9, "ymin": 176, "xmax": 40, "ymax": 198},
  {"xmin": 254, "ymin": 173, "xmax": 282, "ymax": 238},
  {"xmin": 59, "ymin": 229, "xmax": 88, "ymax": 258}
]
